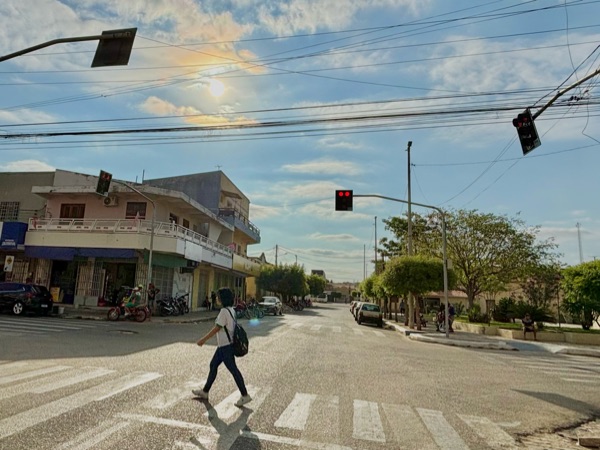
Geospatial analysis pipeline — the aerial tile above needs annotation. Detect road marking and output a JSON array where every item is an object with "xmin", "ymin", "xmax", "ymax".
[
  {"xmin": 561, "ymin": 378, "xmax": 597, "ymax": 383},
  {"xmin": 56, "ymin": 419, "xmax": 132, "ymax": 450},
  {"xmin": 310, "ymin": 325, "xmax": 322, "ymax": 331},
  {"xmin": 0, "ymin": 367, "xmax": 114, "ymax": 400},
  {"xmin": 331, "ymin": 326, "xmax": 342, "ymax": 333},
  {"xmin": 0, "ymin": 324, "xmax": 48, "ymax": 333},
  {"xmin": 353, "ymin": 329, "xmax": 364, "ymax": 335},
  {"xmin": 0, "ymin": 371, "xmax": 162, "ymax": 439},
  {"xmin": 352, "ymin": 399, "xmax": 385, "ymax": 442},
  {"xmin": 275, "ymin": 392, "xmax": 317, "ymax": 430},
  {"xmin": 145, "ymin": 380, "xmax": 198, "ymax": 409},
  {"xmin": 0, "ymin": 364, "xmax": 71, "ymax": 385},
  {"xmin": 0, "ymin": 361, "xmax": 40, "ymax": 374},
  {"xmin": 381, "ymin": 403, "xmax": 438, "ymax": 449},
  {"xmin": 0, "ymin": 319, "xmax": 88, "ymax": 331},
  {"xmin": 372, "ymin": 330, "xmax": 385, "ymax": 337},
  {"xmin": 417, "ymin": 408, "xmax": 470, "ymax": 450},
  {"xmin": 119, "ymin": 413, "xmax": 216, "ymax": 433},
  {"xmin": 241, "ymin": 430, "xmax": 353, "ymax": 450},
  {"xmin": 205, "ymin": 385, "xmax": 270, "ymax": 421},
  {"xmin": 290, "ymin": 323, "xmax": 303, "ymax": 329},
  {"xmin": 459, "ymin": 414, "xmax": 518, "ymax": 449}
]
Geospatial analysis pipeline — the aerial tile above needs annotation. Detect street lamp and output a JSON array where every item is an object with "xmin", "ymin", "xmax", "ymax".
[{"xmin": 0, "ymin": 28, "xmax": 137, "ymax": 66}]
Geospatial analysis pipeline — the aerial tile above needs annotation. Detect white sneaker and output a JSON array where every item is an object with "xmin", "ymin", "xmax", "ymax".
[
  {"xmin": 234, "ymin": 395, "xmax": 252, "ymax": 407},
  {"xmin": 192, "ymin": 389, "xmax": 208, "ymax": 399}
]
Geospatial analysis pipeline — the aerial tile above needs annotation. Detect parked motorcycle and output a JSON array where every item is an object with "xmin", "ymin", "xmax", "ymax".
[
  {"xmin": 174, "ymin": 293, "xmax": 190, "ymax": 314},
  {"xmin": 157, "ymin": 296, "xmax": 181, "ymax": 316}
]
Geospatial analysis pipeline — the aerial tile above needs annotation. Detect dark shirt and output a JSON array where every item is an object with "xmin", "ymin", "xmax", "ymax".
[{"xmin": 522, "ymin": 317, "xmax": 534, "ymax": 329}]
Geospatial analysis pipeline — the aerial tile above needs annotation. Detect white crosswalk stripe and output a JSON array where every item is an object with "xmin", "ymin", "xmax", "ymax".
[
  {"xmin": 0, "ymin": 317, "xmax": 109, "ymax": 335},
  {"xmin": 0, "ymin": 363, "xmax": 528, "ymax": 449}
]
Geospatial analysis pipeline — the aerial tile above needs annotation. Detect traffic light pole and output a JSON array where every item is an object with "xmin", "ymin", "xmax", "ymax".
[
  {"xmin": 354, "ymin": 194, "xmax": 450, "ymax": 338},
  {"xmin": 112, "ymin": 180, "xmax": 155, "ymax": 296}
]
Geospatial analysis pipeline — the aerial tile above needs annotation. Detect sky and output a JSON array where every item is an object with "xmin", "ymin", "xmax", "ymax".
[{"xmin": 1, "ymin": 0, "xmax": 600, "ymax": 282}]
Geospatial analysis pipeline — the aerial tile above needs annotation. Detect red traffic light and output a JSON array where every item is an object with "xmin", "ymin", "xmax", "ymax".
[{"xmin": 335, "ymin": 190, "xmax": 353, "ymax": 211}]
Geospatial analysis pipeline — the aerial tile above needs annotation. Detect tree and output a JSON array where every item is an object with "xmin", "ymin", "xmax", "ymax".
[
  {"xmin": 561, "ymin": 260, "xmax": 600, "ymax": 330},
  {"xmin": 257, "ymin": 264, "xmax": 307, "ymax": 301},
  {"xmin": 307, "ymin": 274, "xmax": 327, "ymax": 297},
  {"xmin": 381, "ymin": 210, "xmax": 559, "ymax": 308},
  {"xmin": 381, "ymin": 255, "xmax": 455, "ymax": 330},
  {"xmin": 360, "ymin": 275, "xmax": 376, "ymax": 301}
]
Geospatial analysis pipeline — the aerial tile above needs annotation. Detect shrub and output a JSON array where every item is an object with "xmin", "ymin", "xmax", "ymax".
[
  {"xmin": 467, "ymin": 304, "xmax": 489, "ymax": 324},
  {"xmin": 454, "ymin": 303, "xmax": 465, "ymax": 317},
  {"xmin": 491, "ymin": 297, "xmax": 517, "ymax": 323}
]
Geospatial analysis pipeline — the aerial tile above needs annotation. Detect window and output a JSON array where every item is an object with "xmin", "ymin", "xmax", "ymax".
[
  {"xmin": 182, "ymin": 219, "xmax": 190, "ymax": 229},
  {"xmin": 60, "ymin": 204, "xmax": 85, "ymax": 219},
  {"xmin": 0, "ymin": 202, "xmax": 19, "ymax": 221},
  {"xmin": 169, "ymin": 213, "xmax": 178, "ymax": 225},
  {"xmin": 126, "ymin": 202, "xmax": 147, "ymax": 219}
]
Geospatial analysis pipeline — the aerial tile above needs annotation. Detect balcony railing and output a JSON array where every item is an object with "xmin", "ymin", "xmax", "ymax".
[
  {"xmin": 28, "ymin": 218, "xmax": 233, "ymax": 257},
  {"xmin": 218, "ymin": 208, "xmax": 261, "ymax": 242}
]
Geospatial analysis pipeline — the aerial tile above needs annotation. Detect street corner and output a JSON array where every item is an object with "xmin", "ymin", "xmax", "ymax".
[
  {"xmin": 555, "ymin": 347, "xmax": 600, "ymax": 359},
  {"xmin": 407, "ymin": 333, "xmax": 519, "ymax": 351}
]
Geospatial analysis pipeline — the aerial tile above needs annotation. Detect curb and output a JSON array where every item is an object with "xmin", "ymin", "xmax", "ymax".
[
  {"xmin": 408, "ymin": 333, "xmax": 519, "ymax": 351},
  {"xmin": 555, "ymin": 347, "xmax": 600, "ymax": 359}
]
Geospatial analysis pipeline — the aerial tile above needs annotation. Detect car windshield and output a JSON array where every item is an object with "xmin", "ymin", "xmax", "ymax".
[
  {"xmin": 362, "ymin": 304, "xmax": 380, "ymax": 312},
  {"xmin": 262, "ymin": 298, "xmax": 276, "ymax": 303}
]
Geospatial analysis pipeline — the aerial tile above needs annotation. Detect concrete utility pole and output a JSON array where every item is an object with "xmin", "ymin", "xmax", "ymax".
[
  {"xmin": 406, "ymin": 141, "xmax": 415, "ymax": 328},
  {"xmin": 374, "ymin": 216, "xmax": 378, "ymax": 274},
  {"xmin": 576, "ymin": 223, "xmax": 583, "ymax": 263},
  {"xmin": 275, "ymin": 244, "xmax": 278, "ymax": 266}
]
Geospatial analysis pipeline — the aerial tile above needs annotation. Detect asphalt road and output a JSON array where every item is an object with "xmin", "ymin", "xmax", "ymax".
[{"xmin": 0, "ymin": 303, "xmax": 599, "ymax": 449}]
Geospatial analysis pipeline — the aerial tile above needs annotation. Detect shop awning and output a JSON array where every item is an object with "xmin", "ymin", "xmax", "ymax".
[
  {"xmin": 25, "ymin": 246, "xmax": 137, "ymax": 260},
  {"xmin": 142, "ymin": 251, "xmax": 188, "ymax": 268}
]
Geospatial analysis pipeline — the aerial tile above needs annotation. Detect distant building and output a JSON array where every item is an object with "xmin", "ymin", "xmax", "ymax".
[{"xmin": 311, "ymin": 269, "xmax": 326, "ymax": 279}]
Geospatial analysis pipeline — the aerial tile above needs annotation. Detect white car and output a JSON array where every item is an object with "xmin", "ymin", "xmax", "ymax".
[{"xmin": 259, "ymin": 296, "xmax": 283, "ymax": 315}]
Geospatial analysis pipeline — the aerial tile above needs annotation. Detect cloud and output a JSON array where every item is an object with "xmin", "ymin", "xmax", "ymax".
[
  {"xmin": 0, "ymin": 160, "xmax": 55, "ymax": 171},
  {"xmin": 308, "ymin": 232, "xmax": 359, "ymax": 241},
  {"xmin": 249, "ymin": 203, "xmax": 281, "ymax": 220},
  {"xmin": 317, "ymin": 137, "xmax": 363, "ymax": 150},
  {"xmin": 281, "ymin": 158, "xmax": 362, "ymax": 175}
]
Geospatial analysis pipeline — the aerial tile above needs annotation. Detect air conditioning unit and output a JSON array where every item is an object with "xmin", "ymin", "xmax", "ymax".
[{"xmin": 103, "ymin": 196, "xmax": 119, "ymax": 207}]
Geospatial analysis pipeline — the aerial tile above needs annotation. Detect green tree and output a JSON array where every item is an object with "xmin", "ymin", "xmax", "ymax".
[
  {"xmin": 307, "ymin": 274, "xmax": 327, "ymax": 297},
  {"xmin": 382, "ymin": 210, "xmax": 559, "ymax": 308},
  {"xmin": 381, "ymin": 255, "xmax": 454, "ymax": 330},
  {"xmin": 360, "ymin": 275, "xmax": 376, "ymax": 301},
  {"xmin": 561, "ymin": 260, "xmax": 600, "ymax": 330},
  {"xmin": 257, "ymin": 264, "xmax": 307, "ymax": 301}
]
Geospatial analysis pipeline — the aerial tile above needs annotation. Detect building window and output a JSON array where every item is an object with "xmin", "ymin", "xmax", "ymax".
[
  {"xmin": 0, "ymin": 201, "xmax": 19, "ymax": 221},
  {"xmin": 60, "ymin": 204, "xmax": 85, "ymax": 219},
  {"xmin": 182, "ymin": 219, "xmax": 190, "ymax": 229},
  {"xmin": 169, "ymin": 213, "xmax": 178, "ymax": 225},
  {"xmin": 126, "ymin": 202, "xmax": 147, "ymax": 219}
]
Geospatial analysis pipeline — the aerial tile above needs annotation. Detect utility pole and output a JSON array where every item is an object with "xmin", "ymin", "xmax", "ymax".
[
  {"xmin": 275, "ymin": 244, "xmax": 278, "ymax": 266},
  {"xmin": 406, "ymin": 141, "xmax": 415, "ymax": 328},
  {"xmin": 374, "ymin": 216, "xmax": 378, "ymax": 274},
  {"xmin": 363, "ymin": 244, "xmax": 366, "ymax": 281},
  {"xmin": 576, "ymin": 223, "xmax": 583, "ymax": 263}
]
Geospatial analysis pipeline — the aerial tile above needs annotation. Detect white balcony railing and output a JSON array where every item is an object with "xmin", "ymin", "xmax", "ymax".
[{"xmin": 28, "ymin": 218, "xmax": 233, "ymax": 258}]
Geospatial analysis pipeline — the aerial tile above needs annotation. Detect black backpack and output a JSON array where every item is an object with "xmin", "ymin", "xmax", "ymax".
[{"xmin": 224, "ymin": 308, "xmax": 249, "ymax": 357}]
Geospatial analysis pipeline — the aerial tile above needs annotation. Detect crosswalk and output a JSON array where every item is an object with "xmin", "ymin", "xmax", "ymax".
[
  {"xmin": 477, "ymin": 353, "xmax": 600, "ymax": 384},
  {"xmin": 289, "ymin": 321, "xmax": 387, "ymax": 337},
  {"xmin": 0, "ymin": 316, "xmax": 110, "ymax": 336},
  {"xmin": 0, "ymin": 360, "xmax": 532, "ymax": 449}
]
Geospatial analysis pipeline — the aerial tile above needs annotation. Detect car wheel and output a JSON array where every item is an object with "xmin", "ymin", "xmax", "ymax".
[
  {"xmin": 12, "ymin": 301, "xmax": 25, "ymax": 316},
  {"xmin": 357, "ymin": 318, "xmax": 362, "ymax": 325}
]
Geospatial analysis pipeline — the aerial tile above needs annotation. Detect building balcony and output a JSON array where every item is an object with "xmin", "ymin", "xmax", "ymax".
[
  {"xmin": 25, "ymin": 218, "xmax": 233, "ymax": 268},
  {"xmin": 218, "ymin": 209, "xmax": 261, "ymax": 244}
]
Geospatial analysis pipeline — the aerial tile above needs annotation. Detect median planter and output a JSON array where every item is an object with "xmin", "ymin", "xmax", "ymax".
[
  {"xmin": 564, "ymin": 332, "xmax": 600, "ymax": 346},
  {"xmin": 454, "ymin": 322, "xmax": 499, "ymax": 336}
]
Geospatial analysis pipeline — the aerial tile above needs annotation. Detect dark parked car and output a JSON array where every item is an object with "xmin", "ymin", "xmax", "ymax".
[{"xmin": 0, "ymin": 283, "xmax": 53, "ymax": 316}]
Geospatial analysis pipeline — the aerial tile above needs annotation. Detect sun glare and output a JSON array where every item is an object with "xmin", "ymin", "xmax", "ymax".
[{"xmin": 208, "ymin": 79, "xmax": 225, "ymax": 97}]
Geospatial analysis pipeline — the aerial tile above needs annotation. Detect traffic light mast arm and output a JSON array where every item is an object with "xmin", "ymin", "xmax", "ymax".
[
  {"xmin": 353, "ymin": 193, "xmax": 450, "ymax": 339},
  {"xmin": 532, "ymin": 66, "xmax": 600, "ymax": 120}
]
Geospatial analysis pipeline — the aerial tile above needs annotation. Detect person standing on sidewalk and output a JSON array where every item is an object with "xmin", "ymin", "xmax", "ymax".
[
  {"xmin": 210, "ymin": 291, "xmax": 217, "ymax": 311},
  {"xmin": 193, "ymin": 287, "xmax": 252, "ymax": 407}
]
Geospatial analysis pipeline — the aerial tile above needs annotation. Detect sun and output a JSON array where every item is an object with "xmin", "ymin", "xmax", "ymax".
[{"xmin": 208, "ymin": 79, "xmax": 225, "ymax": 97}]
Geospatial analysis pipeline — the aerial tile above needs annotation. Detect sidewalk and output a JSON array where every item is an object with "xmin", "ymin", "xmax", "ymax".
[
  {"xmin": 54, "ymin": 304, "xmax": 220, "ymax": 324},
  {"xmin": 384, "ymin": 318, "xmax": 600, "ymax": 358}
]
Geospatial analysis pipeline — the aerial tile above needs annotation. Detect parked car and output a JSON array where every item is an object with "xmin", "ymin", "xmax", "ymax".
[
  {"xmin": 353, "ymin": 301, "xmax": 364, "ymax": 321},
  {"xmin": 0, "ymin": 283, "xmax": 53, "ymax": 316},
  {"xmin": 350, "ymin": 300, "xmax": 358, "ymax": 313},
  {"xmin": 357, "ymin": 302, "xmax": 383, "ymax": 328},
  {"xmin": 258, "ymin": 296, "xmax": 283, "ymax": 315}
]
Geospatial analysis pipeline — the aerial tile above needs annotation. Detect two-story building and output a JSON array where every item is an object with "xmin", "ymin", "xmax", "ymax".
[{"xmin": 1, "ymin": 169, "xmax": 261, "ymax": 310}]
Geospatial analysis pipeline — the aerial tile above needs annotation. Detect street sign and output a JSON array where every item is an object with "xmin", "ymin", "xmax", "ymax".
[{"xmin": 91, "ymin": 28, "xmax": 137, "ymax": 68}]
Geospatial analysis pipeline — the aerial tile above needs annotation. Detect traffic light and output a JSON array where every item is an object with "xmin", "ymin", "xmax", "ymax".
[
  {"xmin": 512, "ymin": 108, "xmax": 541, "ymax": 155},
  {"xmin": 96, "ymin": 170, "xmax": 113, "ymax": 196},
  {"xmin": 335, "ymin": 190, "xmax": 353, "ymax": 211}
]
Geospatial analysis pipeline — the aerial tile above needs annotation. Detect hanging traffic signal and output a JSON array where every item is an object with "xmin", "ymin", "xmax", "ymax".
[
  {"xmin": 512, "ymin": 108, "xmax": 541, "ymax": 155},
  {"xmin": 96, "ymin": 170, "xmax": 113, "ymax": 196},
  {"xmin": 335, "ymin": 190, "xmax": 353, "ymax": 211}
]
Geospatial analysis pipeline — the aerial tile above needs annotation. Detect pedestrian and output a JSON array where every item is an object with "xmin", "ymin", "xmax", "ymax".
[
  {"xmin": 522, "ymin": 313, "xmax": 537, "ymax": 341},
  {"xmin": 448, "ymin": 303, "xmax": 456, "ymax": 333},
  {"xmin": 210, "ymin": 291, "xmax": 217, "ymax": 311},
  {"xmin": 193, "ymin": 287, "xmax": 252, "ymax": 407},
  {"xmin": 147, "ymin": 283, "xmax": 159, "ymax": 314}
]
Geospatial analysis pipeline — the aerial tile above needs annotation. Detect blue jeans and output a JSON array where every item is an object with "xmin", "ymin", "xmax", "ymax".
[{"xmin": 203, "ymin": 344, "xmax": 248, "ymax": 396}]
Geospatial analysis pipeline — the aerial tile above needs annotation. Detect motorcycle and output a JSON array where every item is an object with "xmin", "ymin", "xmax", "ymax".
[
  {"xmin": 157, "ymin": 296, "xmax": 181, "ymax": 316},
  {"xmin": 107, "ymin": 301, "xmax": 148, "ymax": 322},
  {"xmin": 174, "ymin": 293, "xmax": 190, "ymax": 314}
]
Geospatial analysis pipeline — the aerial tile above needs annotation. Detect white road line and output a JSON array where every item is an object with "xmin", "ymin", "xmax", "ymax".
[
  {"xmin": 275, "ymin": 393, "xmax": 317, "ymax": 430},
  {"xmin": 0, "ymin": 371, "xmax": 162, "ymax": 439},
  {"xmin": 353, "ymin": 329, "xmax": 364, "ymax": 335},
  {"xmin": 0, "ymin": 324, "xmax": 56, "ymax": 333},
  {"xmin": 459, "ymin": 414, "xmax": 518, "ymax": 449},
  {"xmin": 290, "ymin": 323, "xmax": 303, "ymax": 329},
  {"xmin": 0, "ymin": 367, "xmax": 114, "ymax": 400},
  {"xmin": 417, "ymin": 408, "xmax": 470, "ymax": 450},
  {"xmin": 310, "ymin": 325, "xmax": 322, "ymax": 331},
  {"xmin": 0, "ymin": 361, "xmax": 40, "ymax": 374},
  {"xmin": 145, "ymin": 380, "xmax": 198, "ymax": 409},
  {"xmin": 0, "ymin": 364, "xmax": 71, "ymax": 385},
  {"xmin": 372, "ymin": 330, "xmax": 385, "ymax": 337},
  {"xmin": 381, "ymin": 403, "xmax": 438, "ymax": 449},
  {"xmin": 561, "ymin": 378, "xmax": 597, "ymax": 383},
  {"xmin": 205, "ymin": 385, "xmax": 270, "ymax": 421},
  {"xmin": 331, "ymin": 326, "xmax": 342, "ymax": 333},
  {"xmin": 352, "ymin": 400, "xmax": 385, "ymax": 442},
  {"xmin": 0, "ymin": 320, "xmax": 85, "ymax": 330},
  {"xmin": 241, "ymin": 430, "xmax": 353, "ymax": 450},
  {"xmin": 56, "ymin": 419, "xmax": 132, "ymax": 450}
]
